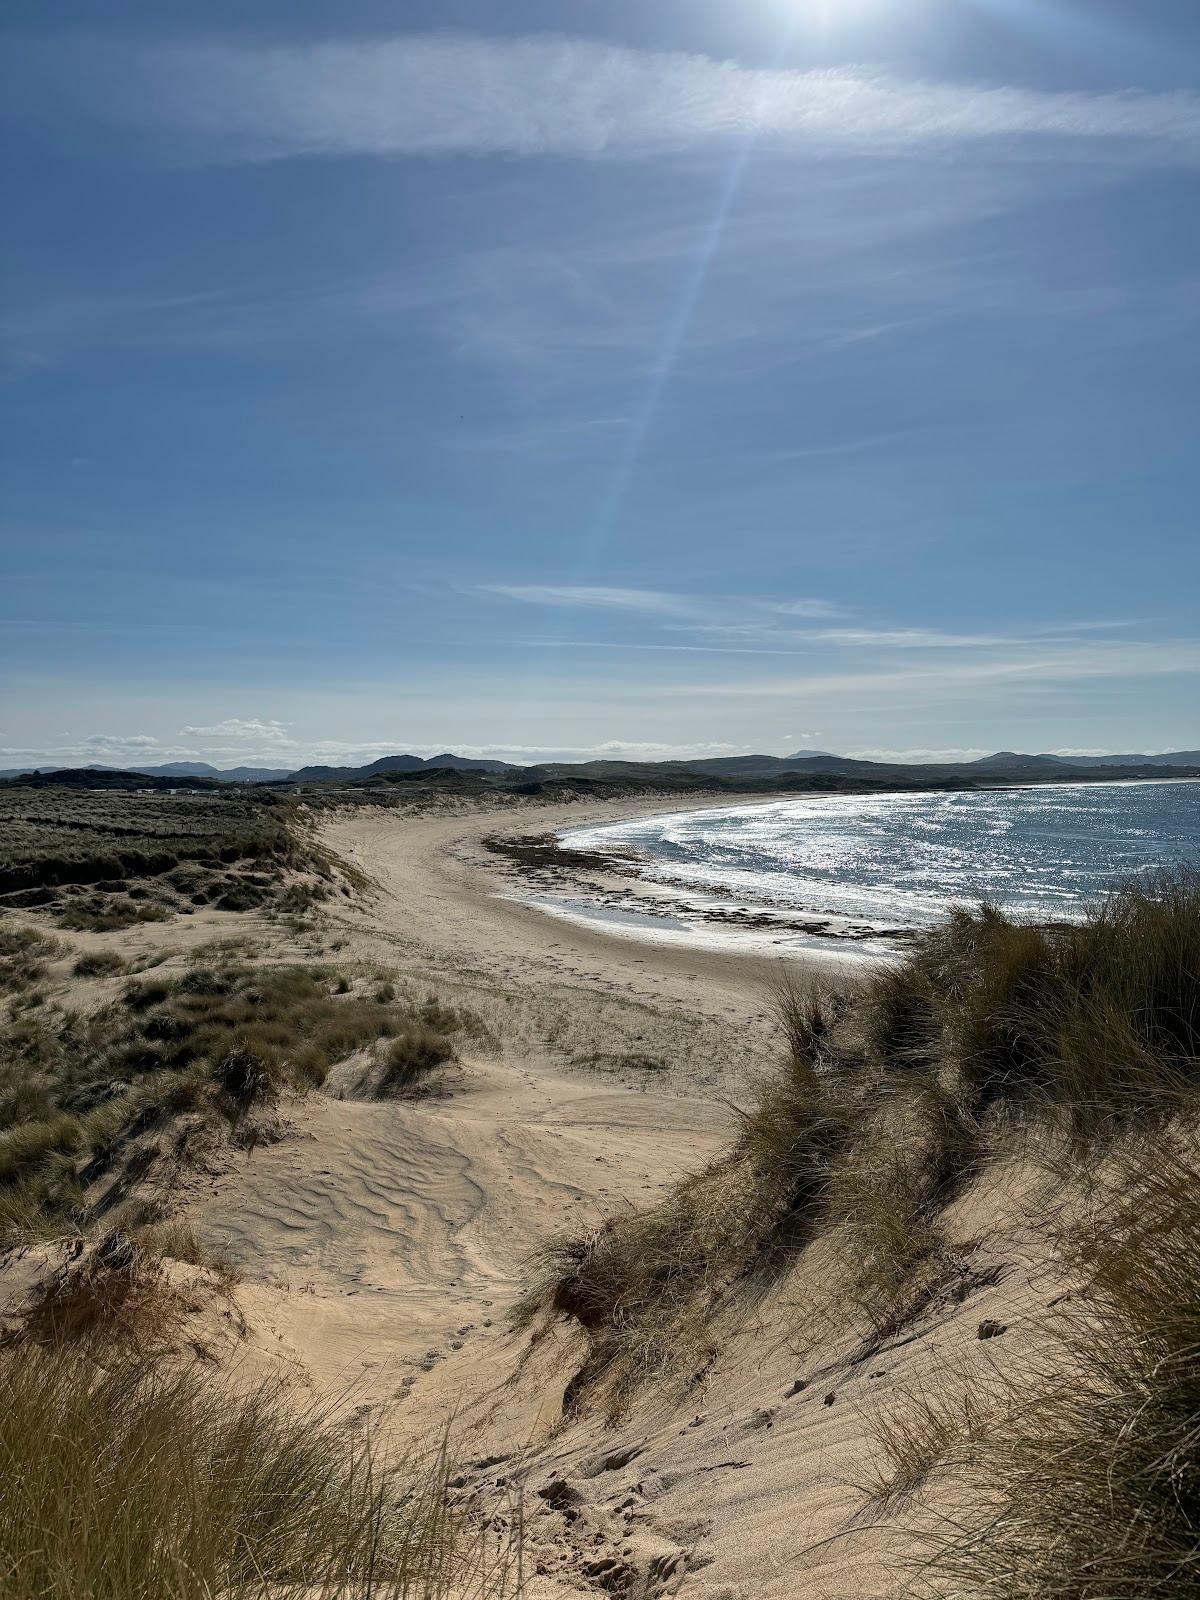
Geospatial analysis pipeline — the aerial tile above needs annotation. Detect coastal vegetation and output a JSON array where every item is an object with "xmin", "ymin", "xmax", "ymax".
[
  {"xmin": 0, "ymin": 784, "xmax": 352, "ymax": 929},
  {"xmin": 0, "ymin": 958, "xmax": 478, "ymax": 1245},
  {"xmin": 0, "ymin": 938, "xmax": 496, "ymax": 1588},
  {"xmin": 0, "ymin": 1344, "xmax": 515, "ymax": 1599},
  {"xmin": 522, "ymin": 869, "xmax": 1200, "ymax": 1589}
]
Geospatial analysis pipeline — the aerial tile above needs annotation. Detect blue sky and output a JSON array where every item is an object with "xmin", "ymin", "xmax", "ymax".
[{"xmin": 3, "ymin": 0, "xmax": 1198, "ymax": 769}]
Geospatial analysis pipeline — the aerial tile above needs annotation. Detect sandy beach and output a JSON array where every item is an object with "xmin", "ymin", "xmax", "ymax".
[{"xmin": 321, "ymin": 794, "xmax": 869, "ymax": 1038}]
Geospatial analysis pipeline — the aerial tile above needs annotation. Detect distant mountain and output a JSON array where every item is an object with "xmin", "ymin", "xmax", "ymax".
[
  {"xmin": 537, "ymin": 749, "xmax": 1200, "ymax": 784},
  {"xmin": 286, "ymin": 752, "xmax": 518, "ymax": 783},
  {"xmin": 3, "ymin": 747, "xmax": 1196, "ymax": 790},
  {"xmin": 1035, "ymin": 750, "xmax": 1200, "ymax": 769},
  {"xmin": 0, "ymin": 767, "xmax": 226, "ymax": 791},
  {"xmin": 130, "ymin": 761, "xmax": 295, "ymax": 781},
  {"xmin": 0, "ymin": 761, "xmax": 293, "ymax": 783}
]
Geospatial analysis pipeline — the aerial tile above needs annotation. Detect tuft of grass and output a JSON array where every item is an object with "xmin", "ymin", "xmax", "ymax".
[
  {"xmin": 132, "ymin": 1217, "xmax": 239, "ymax": 1281},
  {"xmin": 866, "ymin": 1378, "xmax": 999, "ymax": 1508},
  {"xmin": 72, "ymin": 950, "xmax": 125, "ymax": 978},
  {"xmin": 19, "ymin": 1230, "xmax": 185, "ymax": 1348},
  {"xmin": 0, "ymin": 1113, "xmax": 85, "ymax": 1186},
  {"xmin": 0, "ymin": 1342, "xmax": 517, "ymax": 1599},
  {"xmin": 0, "ymin": 924, "xmax": 62, "ymax": 993},
  {"xmin": 378, "ymin": 1027, "xmax": 457, "ymax": 1095}
]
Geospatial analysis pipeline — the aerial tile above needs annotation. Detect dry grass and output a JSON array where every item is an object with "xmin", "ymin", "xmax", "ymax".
[
  {"xmin": 519, "ymin": 982, "xmax": 860, "ymax": 1414},
  {"xmin": 0, "ymin": 924, "xmax": 62, "ymax": 993},
  {"xmin": 866, "ymin": 870, "xmax": 1200, "ymax": 1133},
  {"xmin": 865, "ymin": 1376, "xmax": 1000, "ymax": 1508},
  {"xmin": 17, "ymin": 1230, "xmax": 188, "ymax": 1349},
  {"xmin": 924, "ymin": 1138, "xmax": 1200, "ymax": 1598},
  {"xmin": 0, "ymin": 1341, "xmax": 518, "ymax": 1599},
  {"xmin": 133, "ymin": 1216, "xmax": 240, "ymax": 1281},
  {"xmin": 72, "ymin": 949, "xmax": 126, "ymax": 978},
  {"xmin": 378, "ymin": 1026, "xmax": 457, "ymax": 1094}
]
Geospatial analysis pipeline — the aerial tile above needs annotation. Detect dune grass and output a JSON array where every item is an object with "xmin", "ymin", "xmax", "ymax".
[
  {"xmin": 865, "ymin": 1377, "xmax": 1000, "ymax": 1509},
  {"xmin": 518, "ymin": 995, "xmax": 862, "ymax": 1413},
  {"xmin": 0, "ymin": 786, "xmax": 308, "ymax": 895},
  {"xmin": 0, "ymin": 1342, "xmax": 516, "ymax": 1600},
  {"xmin": 0, "ymin": 963, "xmax": 484, "ymax": 1244},
  {"xmin": 865, "ymin": 869, "xmax": 1200, "ymax": 1132},
  {"xmin": 71, "ymin": 949, "xmax": 126, "ymax": 978},
  {"xmin": 521, "ymin": 870, "xmax": 1200, "ymax": 1413},
  {"xmin": 910, "ymin": 1139, "xmax": 1200, "ymax": 1597},
  {"xmin": 0, "ymin": 924, "xmax": 62, "ymax": 994}
]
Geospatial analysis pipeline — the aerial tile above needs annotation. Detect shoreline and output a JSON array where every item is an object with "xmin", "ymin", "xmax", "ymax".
[
  {"xmin": 516, "ymin": 776, "xmax": 1200, "ymax": 958},
  {"xmin": 483, "ymin": 814, "xmax": 910, "ymax": 963},
  {"xmin": 319, "ymin": 793, "xmax": 870, "ymax": 1049},
  {"xmin": 320, "ymin": 775, "xmax": 1198, "ymax": 1012}
]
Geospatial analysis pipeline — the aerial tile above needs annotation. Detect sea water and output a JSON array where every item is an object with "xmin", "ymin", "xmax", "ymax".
[{"xmin": 561, "ymin": 781, "xmax": 1200, "ymax": 934}]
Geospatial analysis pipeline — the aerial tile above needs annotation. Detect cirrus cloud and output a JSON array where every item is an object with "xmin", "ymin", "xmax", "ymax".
[{"xmin": 12, "ymin": 34, "xmax": 1200, "ymax": 166}]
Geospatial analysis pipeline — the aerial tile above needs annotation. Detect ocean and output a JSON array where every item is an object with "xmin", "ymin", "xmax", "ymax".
[{"xmin": 559, "ymin": 781, "xmax": 1200, "ymax": 942}]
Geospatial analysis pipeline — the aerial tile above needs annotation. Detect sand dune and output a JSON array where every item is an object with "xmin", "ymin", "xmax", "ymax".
[
  {"xmin": 195, "ymin": 1046, "xmax": 731, "ymax": 1410},
  {"xmin": 161, "ymin": 798, "xmax": 1063, "ymax": 1596}
]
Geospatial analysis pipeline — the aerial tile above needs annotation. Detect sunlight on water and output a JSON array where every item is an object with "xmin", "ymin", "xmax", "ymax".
[{"xmin": 563, "ymin": 782, "xmax": 1200, "ymax": 931}]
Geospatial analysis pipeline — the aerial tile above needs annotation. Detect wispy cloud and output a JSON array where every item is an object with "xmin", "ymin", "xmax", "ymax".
[
  {"xmin": 673, "ymin": 638, "xmax": 1200, "ymax": 697},
  {"xmin": 26, "ymin": 34, "xmax": 1200, "ymax": 165},
  {"xmin": 482, "ymin": 590, "xmax": 1171, "ymax": 663},
  {"xmin": 481, "ymin": 584, "xmax": 706, "ymax": 619},
  {"xmin": 480, "ymin": 584, "xmax": 842, "ymax": 624},
  {"xmin": 806, "ymin": 627, "xmax": 1026, "ymax": 649}
]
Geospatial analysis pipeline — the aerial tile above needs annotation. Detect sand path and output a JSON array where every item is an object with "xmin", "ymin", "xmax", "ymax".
[{"xmin": 199, "ymin": 1045, "xmax": 731, "ymax": 1406}]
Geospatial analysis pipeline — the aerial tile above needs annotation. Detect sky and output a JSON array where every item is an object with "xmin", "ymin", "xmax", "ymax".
[{"xmin": 2, "ymin": 0, "xmax": 1198, "ymax": 770}]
